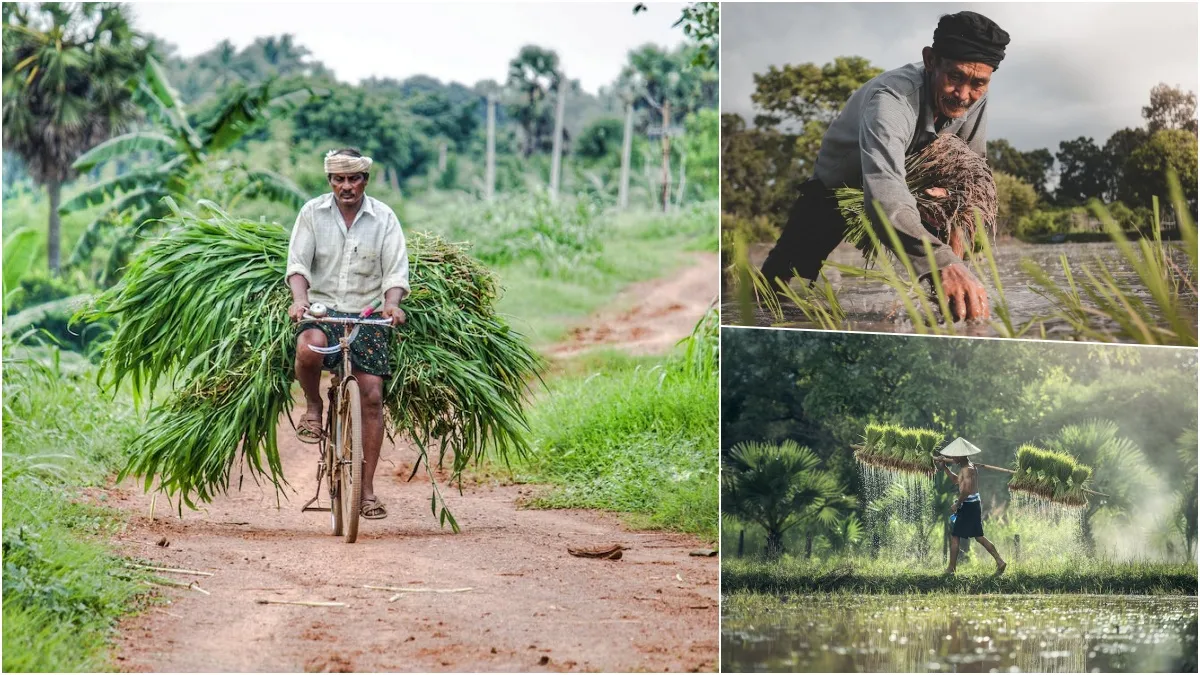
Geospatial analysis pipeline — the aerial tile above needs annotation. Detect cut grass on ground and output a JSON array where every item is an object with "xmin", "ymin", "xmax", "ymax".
[{"xmin": 722, "ymin": 557, "xmax": 1199, "ymax": 595}]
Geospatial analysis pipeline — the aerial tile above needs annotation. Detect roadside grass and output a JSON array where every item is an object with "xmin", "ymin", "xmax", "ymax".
[
  {"xmin": 2, "ymin": 347, "xmax": 151, "ymax": 672},
  {"xmin": 499, "ymin": 310, "xmax": 719, "ymax": 541},
  {"xmin": 722, "ymin": 556, "xmax": 1198, "ymax": 595}
]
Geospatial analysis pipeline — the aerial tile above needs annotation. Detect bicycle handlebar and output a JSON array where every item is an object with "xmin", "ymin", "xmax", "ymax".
[{"xmin": 301, "ymin": 314, "xmax": 395, "ymax": 327}]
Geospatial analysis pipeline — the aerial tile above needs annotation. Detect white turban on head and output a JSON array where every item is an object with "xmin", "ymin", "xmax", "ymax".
[{"xmin": 324, "ymin": 150, "xmax": 373, "ymax": 175}]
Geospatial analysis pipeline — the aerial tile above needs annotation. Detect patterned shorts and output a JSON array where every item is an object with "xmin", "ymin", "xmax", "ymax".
[{"xmin": 296, "ymin": 309, "xmax": 392, "ymax": 378}]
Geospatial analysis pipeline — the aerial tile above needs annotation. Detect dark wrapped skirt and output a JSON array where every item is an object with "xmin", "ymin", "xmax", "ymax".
[
  {"xmin": 951, "ymin": 500, "xmax": 984, "ymax": 538},
  {"xmin": 297, "ymin": 309, "xmax": 391, "ymax": 378}
]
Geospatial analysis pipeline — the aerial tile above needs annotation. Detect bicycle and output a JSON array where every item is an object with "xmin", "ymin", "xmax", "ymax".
[{"xmin": 298, "ymin": 301, "xmax": 394, "ymax": 543}]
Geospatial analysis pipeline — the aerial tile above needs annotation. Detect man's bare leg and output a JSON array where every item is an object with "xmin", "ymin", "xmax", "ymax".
[
  {"xmin": 976, "ymin": 536, "xmax": 1007, "ymax": 574},
  {"xmin": 295, "ymin": 330, "xmax": 326, "ymax": 428},
  {"xmin": 353, "ymin": 370, "xmax": 385, "ymax": 509},
  {"xmin": 945, "ymin": 535, "xmax": 961, "ymax": 575}
]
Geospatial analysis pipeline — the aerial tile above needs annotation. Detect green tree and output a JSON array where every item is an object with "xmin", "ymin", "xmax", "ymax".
[
  {"xmin": 60, "ymin": 58, "xmax": 320, "ymax": 282},
  {"xmin": 986, "ymin": 139, "xmax": 1054, "ymax": 200},
  {"xmin": 505, "ymin": 44, "xmax": 562, "ymax": 158},
  {"xmin": 292, "ymin": 86, "xmax": 433, "ymax": 189},
  {"xmin": 1101, "ymin": 127, "xmax": 1150, "ymax": 202},
  {"xmin": 1055, "ymin": 136, "xmax": 1108, "ymax": 205},
  {"xmin": 1122, "ymin": 128, "xmax": 1199, "ymax": 210},
  {"xmin": 1175, "ymin": 429, "xmax": 1198, "ymax": 558},
  {"xmin": 2, "ymin": 2, "xmax": 150, "ymax": 274},
  {"xmin": 722, "ymin": 440, "xmax": 855, "ymax": 558},
  {"xmin": 575, "ymin": 117, "xmax": 624, "ymax": 161},
  {"xmin": 1143, "ymin": 83, "xmax": 1198, "ymax": 135},
  {"xmin": 993, "ymin": 171, "xmax": 1038, "ymax": 235}
]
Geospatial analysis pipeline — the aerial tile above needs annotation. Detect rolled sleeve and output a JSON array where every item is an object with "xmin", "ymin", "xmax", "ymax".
[
  {"xmin": 860, "ymin": 91, "xmax": 961, "ymax": 277},
  {"xmin": 380, "ymin": 213, "xmax": 410, "ymax": 301},
  {"xmin": 286, "ymin": 204, "xmax": 316, "ymax": 286}
]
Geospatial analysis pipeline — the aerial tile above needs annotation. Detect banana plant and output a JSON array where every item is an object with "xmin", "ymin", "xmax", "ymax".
[{"xmin": 59, "ymin": 57, "xmax": 326, "ymax": 283}]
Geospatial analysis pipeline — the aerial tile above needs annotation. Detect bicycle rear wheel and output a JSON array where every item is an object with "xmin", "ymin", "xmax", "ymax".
[{"xmin": 339, "ymin": 380, "xmax": 364, "ymax": 543}]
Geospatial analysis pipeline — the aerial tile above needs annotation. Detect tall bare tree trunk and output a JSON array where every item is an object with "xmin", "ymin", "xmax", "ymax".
[
  {"xmin": 659, "ymin": 101, "xmax": 671, "ymax": 212},
  {"xmin": 674, "ymin": 146, "xmax": 687, "ymax": 212},
  {"xmin": 618, "ymin": 100, "xmax": 633, "ymax": 210},
  {"xmin": 486, "ymin": 94, "xmax": 496, "ymax": 201},
  {"xmin": 47, "ymin": 177, "xmax": 62, "ymax": 275},
  {"xmin": 549, "ymin": 77, "xmax": 567, "ymax": 201}
]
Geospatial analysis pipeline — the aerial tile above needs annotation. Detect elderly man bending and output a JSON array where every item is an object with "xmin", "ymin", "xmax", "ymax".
[
  {"xmin": 761, "ymin": 11, "xmax": 1010, "ymax": 322},
  {"xmin": 285, "ymin": 148, "xmax": 408, "ymax": 521}
]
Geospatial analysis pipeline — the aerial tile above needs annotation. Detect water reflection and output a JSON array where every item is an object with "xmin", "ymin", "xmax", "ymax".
[
  {"xmin": 722, "ymin": 594, "xmax": 1197, "ymax": 673},
  {"xmin": 723, "ymin": 241, "xmax": 1195, "ymax": 339}
]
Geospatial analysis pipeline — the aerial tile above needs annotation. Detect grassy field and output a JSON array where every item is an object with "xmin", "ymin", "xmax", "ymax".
[
  {"xmin": 1, "ymin": 348, "xmax": 152, "ymax": 672},
  {"xmin": 510, "ymin": 336, "xmax": 719, "ymax": 540},
  {"xmin": 722, "ymin": 557, "xmax": 1199, "ymax": 595}
]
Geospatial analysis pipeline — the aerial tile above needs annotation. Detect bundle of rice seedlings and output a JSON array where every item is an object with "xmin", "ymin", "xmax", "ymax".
[
  {"xmin": 836, "ymin": 134, "xmax": 998, "ymax": 264},
  {"xmin": 79, "ymin": 201, "xmax": 542, "ymax": 527},
  {"xmin": 855, "ymin": 423, "xmax": 943, "ymax": 476},
  {"xmin": 1008, "ymin": 444, "xmax": 1090, "ymax": 507}
]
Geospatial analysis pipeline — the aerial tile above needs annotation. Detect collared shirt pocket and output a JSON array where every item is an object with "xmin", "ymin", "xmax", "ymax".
[{"xmin": 352, "ymin": 244, "xmax": 382, "ymax": 277}]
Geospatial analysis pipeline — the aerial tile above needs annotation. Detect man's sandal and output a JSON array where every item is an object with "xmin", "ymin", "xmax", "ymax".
[
  {"xmin": 296, "ymin": 416, "xmax": 324, "ymax": 444},
  {"xmin": 361, "ymin": 497, "xmax": 387, "ymax": 520}
]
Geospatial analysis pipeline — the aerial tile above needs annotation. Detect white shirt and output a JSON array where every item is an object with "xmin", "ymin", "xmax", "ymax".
[{"xmin": 285, "ymin": 193, "xmax": 409, "ymax": 312}]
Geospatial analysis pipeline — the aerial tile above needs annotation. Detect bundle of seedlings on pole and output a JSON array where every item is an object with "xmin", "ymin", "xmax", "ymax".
[
  {"xmin": 1008, "ymin": 444, "xmax": 1092, "ymax": 507},
  {"xmin": 855, "ymin": 423, "xmax": 944, "ymax": 476},
  {"xmin": 79, "ymin": 201, "xmax": 542, "ymax": 526},
  {"xmin": 835, "ymin": 134, "xmax": 998, "ymax": 264}
]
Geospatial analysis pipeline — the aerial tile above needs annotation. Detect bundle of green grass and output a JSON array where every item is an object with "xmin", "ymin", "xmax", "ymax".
[
  {"xmin": 855, "ymin": 423, "xmax": 944, "ymax": 476},
  {"xmin": 836, "ymin": 134, "xmax": 998, "ymax": 264},
  {"xmin": 80, "ymin": 201, "xmax": 542, "ymax": 523},
  {"xmin": 1009, "ymin": 444, "xmax": 1092, "ymax": 507}
]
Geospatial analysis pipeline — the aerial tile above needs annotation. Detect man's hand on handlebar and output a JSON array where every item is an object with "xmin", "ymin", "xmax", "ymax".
[
  {"xmin": 288, "ymin": 300, "xmax": 309, "ymax": 323},
  {"xmin": 381, "ymin": 304, "xmax": 406, "ymax": 326}
]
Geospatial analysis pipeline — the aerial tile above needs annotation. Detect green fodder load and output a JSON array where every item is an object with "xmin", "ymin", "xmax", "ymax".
[
  {"xmin": 856, "ymin": 423, "xmax": 943, "ymax": 476},
  {"xmin": 80, "ymin": 202, "xmax": 542, "ymax": 526},
  {"xmin": 835, "ymin": 134, "xmax": 998, "ymax": 264},
  {"xmin": 1009, "ymin": 444, "xmax": 1090, "ymax": 507}
]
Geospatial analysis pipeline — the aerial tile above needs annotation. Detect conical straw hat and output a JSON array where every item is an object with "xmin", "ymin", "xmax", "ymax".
[{"xmin": 940, "ymin": 437, "xmax": 982, "ymax": 457}]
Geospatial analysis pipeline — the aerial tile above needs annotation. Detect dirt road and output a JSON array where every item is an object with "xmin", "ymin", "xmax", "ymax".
[
  {"xmin": 549, "ymin": 252, "xmax": 719, "ymax": 358},
  {"xmin": 107, "ymin": 255, "xmax": 720, "ymax": 673}
]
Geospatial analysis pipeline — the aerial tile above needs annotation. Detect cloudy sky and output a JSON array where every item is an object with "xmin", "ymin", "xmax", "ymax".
[
  {"xmin": 722, "ymin": 2, "xmax": 1198, "ymax": 151},
  {"xmin": 130, "ymin": 2, "xmax": 688, "ymax": 95}
]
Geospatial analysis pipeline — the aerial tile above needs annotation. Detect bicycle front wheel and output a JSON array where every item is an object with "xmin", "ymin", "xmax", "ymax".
[{"xmin": 338, "ymin": 379, "xmax": 364, "ymax": 543}]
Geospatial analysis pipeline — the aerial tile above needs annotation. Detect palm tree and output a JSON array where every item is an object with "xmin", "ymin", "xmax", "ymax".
[
  {"xmin": 1175, "ymin": 429, "xmax": 1197, "ymax": 558},
  {"xmin": 722, "ymin": 440, "xmax": 855, "ymax": 558},
  {"xmin": 1044, "ymin": 420, "xmax": 1155, "ymax": 557},
  {"xmin": 2, "ymin": 3, "xmax": 150, "ymax": 274},
  {"xmin": 505, "ymin": 45, "xmax": 561, "ymax": 157},
  {"xmin": 59, "ymin": 57, "xmax": 323, "ymax": 283}
]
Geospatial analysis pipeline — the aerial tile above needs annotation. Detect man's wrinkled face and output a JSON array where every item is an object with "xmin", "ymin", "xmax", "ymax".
[
  {"xmin": 329, "ymin": 172, "xmax": 368, "ymax": 207},
  {"xmin": 925, "ymin": 51, "xmax": 993, "ymax": 120}
]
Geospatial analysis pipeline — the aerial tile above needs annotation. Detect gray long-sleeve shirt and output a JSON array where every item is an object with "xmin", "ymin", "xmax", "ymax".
[{"xmin": 813, "ymin": 62, "xmax": 988, "ymax": 275}]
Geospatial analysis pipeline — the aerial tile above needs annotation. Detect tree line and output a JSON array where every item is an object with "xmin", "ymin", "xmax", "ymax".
[
  {"xmin": 3, "ymin": 2, "xmax": 718, "ymax": 276},
  {"xmin": 722, "ymin": 56, "xmax": 1198, "ymax": 244}
]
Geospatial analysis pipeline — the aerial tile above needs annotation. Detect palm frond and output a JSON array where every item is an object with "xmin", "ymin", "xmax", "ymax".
[{"xmin": 71, "ymin": 131, "xmax": 178, "ymax": 172}]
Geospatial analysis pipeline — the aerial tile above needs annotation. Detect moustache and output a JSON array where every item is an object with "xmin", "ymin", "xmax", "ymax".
[{"xmin": 942, "ymin": 96, "xmax": 971, "ymax": 111}]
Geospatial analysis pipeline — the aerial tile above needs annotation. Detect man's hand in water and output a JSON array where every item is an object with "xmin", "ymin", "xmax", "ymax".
[{"xmin": 940, "ymin": 263, "xmax": 990, "ymax": 322}]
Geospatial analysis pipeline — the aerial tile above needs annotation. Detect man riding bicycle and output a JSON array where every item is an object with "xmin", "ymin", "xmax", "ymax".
[{"xmin": 285, "ymin": 148, "xmax": 408, "ymax": 521}]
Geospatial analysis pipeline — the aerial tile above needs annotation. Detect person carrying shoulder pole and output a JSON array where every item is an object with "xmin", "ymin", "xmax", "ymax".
[{"xmin": 935, "ymin": 437, "xmax": 1007, "ymax": 576}]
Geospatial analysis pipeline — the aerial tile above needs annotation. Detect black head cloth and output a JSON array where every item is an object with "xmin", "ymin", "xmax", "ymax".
[{"xmin": 932, "ymin": 11, "xmax": 1010, "ymax": 70}]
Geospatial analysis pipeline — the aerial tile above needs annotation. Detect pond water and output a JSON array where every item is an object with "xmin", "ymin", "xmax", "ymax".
[
  {"xmin": 722, "ymin": 241, "xmax": 1195, "ymax": 340},
  {"xmin": 722, "ymin": 594, "xmax": 1197, "ymax": 673}
]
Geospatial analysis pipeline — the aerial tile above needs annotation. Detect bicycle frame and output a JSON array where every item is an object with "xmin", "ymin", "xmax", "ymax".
[{"xmin": 299, "ymin": 312, "xmax": 393, "ymax": 518}]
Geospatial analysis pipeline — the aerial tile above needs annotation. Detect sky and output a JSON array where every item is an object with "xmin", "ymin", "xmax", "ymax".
[
  {"xmin": 722, "ymin": 2, "xmax": 1199, "ymax": 151},
  {"xmin": 130, "ymin": 1, "xmax": 689, "ymax": 95}
]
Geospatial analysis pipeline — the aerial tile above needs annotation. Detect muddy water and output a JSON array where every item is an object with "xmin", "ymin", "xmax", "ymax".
[
  {"xmin": 722, "ymin": 594, "xmax": 1197, "ymax": 673},
  {"xmin": 723, "ymin": 241, "xmax": 1194, "ymax": 340}
]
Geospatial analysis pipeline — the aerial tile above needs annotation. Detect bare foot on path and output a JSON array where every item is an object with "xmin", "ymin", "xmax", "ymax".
[
  {"xmin": 105, "ymin": 395, "xmax": 718, "ymax": 673},
  {"xmin": 549, "ymin": 252, "xmax": 719, "ymax": 358}
]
